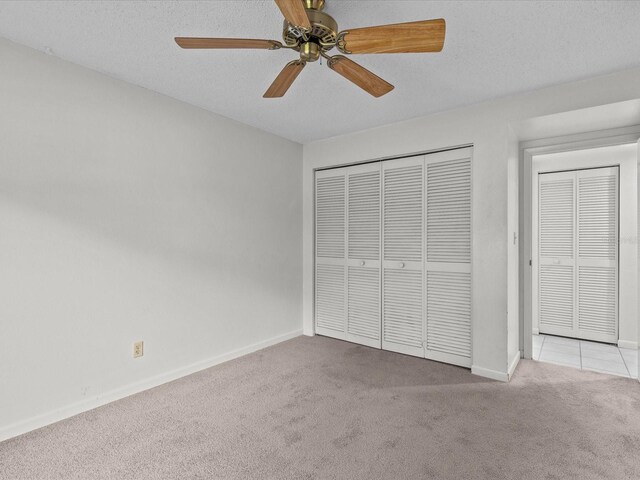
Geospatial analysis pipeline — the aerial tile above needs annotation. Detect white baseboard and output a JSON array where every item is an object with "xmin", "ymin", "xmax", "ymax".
[
  {"xmin": 471, "ymin": 365, "xmax": 509, "ymax": 382},
  {"xmin": 0, "ymin": 329, "xmax": 302, "ymax": 443},
  {"xmin": 532, "ymin": 327, "xmax": 540, "ymax": 335},
  {"xmin": 508, "ymin": 350, "xmax": 522, "ymax": 380},
  {"xmin": 618, "ymin": 340, "xmax": 638, "ymax": 350}
]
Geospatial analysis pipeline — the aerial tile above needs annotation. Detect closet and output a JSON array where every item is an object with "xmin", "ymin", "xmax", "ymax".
[
  {"xmin": 314, "ymin": 147, "xmax": 472, "ymax": 368},
  {"xmin": 537, "ymin": 167, "xmax": 619, "ymax": 343}
]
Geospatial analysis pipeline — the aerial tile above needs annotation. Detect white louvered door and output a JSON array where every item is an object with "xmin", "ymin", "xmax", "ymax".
[
  {"xmin": 537, "ymin": 167, "xmax": 619, "ymax": 343},
  {"xmin": 538, "ymin": 171, "xmax": 576, "ymax": 337},
  {"xmin": 346, "ymin": 163, "xmax": 382, "ymax": 348},
  {"xmin": 315, "ymin": 169, "xmax": 347, "ymax": 339},
  {"xmin": 381, "ymin": 157, "xmax": 425, "ymax": 357},
  {"xmin": 424, "ymin": 148, "xmax": 473, "ymax": 367},
  {"xmin": 576, "ymin": 167, "xmax": 618, "ymax": 343},
  {"xmin": 315, "ymin": 149, "xmax": 474, "ymax": 368}
]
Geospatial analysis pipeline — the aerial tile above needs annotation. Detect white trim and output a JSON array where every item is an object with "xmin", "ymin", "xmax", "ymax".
[
  {"xmin": 0, "ymin": 329, "xmax": 303, "ymax": 442},
  {"xmin": 618, "ymin": 340, "xmax": 638, "ymax": 350},
  {"xmin": 471, "ymin": 365, "xmax": 509, "ymax": 382},
  {"xmin": 508, "ymin": 350, "xmax": 522, "ymax": 380},
  {"xmin": 532, "ymin": 327, "xmax": 540, "ymax": 335}
]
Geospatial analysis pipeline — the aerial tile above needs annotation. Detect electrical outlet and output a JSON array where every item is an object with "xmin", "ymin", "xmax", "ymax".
[{"xmin": 133, "ymin": 341, "xmax": 144, "ymax": 358}]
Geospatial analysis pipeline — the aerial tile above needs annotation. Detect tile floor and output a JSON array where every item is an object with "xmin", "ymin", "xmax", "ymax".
[{"xmin": 533, "ymin": 334, "xmax": 638, "ymax": 378}]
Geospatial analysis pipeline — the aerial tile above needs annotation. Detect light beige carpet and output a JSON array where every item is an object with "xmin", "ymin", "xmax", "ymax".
[{"xmin": 1, "ymin": 335, "xmax": 639, "ymax": 479}]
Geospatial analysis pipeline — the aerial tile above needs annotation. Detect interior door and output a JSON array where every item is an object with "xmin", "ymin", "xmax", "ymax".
[
  {"xmin": 424, "ymin": 148, "xmax": 473, "ymax": 367},
  {"xmin": 315, "ymin": 169, "xmax": 347, "ymax": 339},
  {"xmin": 537, "ymin": 167, "xmax": 619, "ymax": 343},
  {"xmin": 381, "ymin": 157, "xmax": 425, "ymax": 357},
  {"xmin": 346, "ymin": 163, "xmax": 382, "ymax": 348}
]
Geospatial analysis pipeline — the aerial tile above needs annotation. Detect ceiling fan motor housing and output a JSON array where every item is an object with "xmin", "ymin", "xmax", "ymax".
[{"xmin": 282, "ymin": 6, "xmax": 338, "ymax": 62}]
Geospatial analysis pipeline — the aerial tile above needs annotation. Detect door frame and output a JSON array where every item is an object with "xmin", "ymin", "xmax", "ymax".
[{"xmin": 521, "ymin": 126, "xmax": 640, "ymax": 359}]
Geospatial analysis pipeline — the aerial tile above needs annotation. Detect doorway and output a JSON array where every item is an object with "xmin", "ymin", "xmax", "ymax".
[{"xmin": 523, "ymin": 139, "xmax": 638, "ymax": 378}]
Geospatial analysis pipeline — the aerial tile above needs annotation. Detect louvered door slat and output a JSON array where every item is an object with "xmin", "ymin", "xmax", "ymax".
[
  {"xmin": 383, "ymin": 164, "xmax": 423, "ymax": 263},
  {"xmin": 316, "ymin": 176, "xmax": 345, "ymax": 259},
  {"xmin": 426, "ymin": 158, "xmax": 471, "ymax": 264},
  {"xmin": 578, "ymin": 175, "xmax": 617, "ymax": 259},
  {"xmin": 383, "ymin": 269, "xmax": 423, "ymax": 348},
  {"xmin": 316, "ymin": 264, "xmax": 345, "ymax": 332},
  {"xmin": 348, "ymin": 170, "xmax": 380, "ymax": 259},
  {"xmin": 578, "ymin": 267, "xmax": 616, "ymax": 336},
  {"xmin": 346, "ymin": 164, "xmax": 381, "ymax": 348},
  {"xmin": 382, "ymin": 158, "xmax": 424, "ymax": 357},
  {"xmin": 315, "ymin": 171, "xmax": 347, "ymax": 339},
  {"xmin": 540, "ymin": 179, "xmax": 574, "ymax": 258},
  {"xmin": 347, "ymin": 267, "xmax": 380, "ymax": 342},
  {"xmin": 424, "ymin": 148, "xmax": 472, "ymax": 367},
  {"xmin": 539, "ymin": 264, "xmax": 574, "ymax": 330},
  {"xmin": 426, "ymin": 271, "xmax": 471, "ymax": 358}
]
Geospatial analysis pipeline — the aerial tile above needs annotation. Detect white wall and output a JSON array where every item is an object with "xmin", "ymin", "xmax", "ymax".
[
  {"xmin": 531, "ymin": 144, "xmax": 638, "ymax": 348},
  {"xmin": 507, "ymin": 133, "xmax": 520, "ymax": 377},
  {"xmin": 303, "ymin": 67, "xmax": 640, "ymax": 381},
  {"xmin": 0, "ymin": 38, "xmax": 303, "ymax": 439}
]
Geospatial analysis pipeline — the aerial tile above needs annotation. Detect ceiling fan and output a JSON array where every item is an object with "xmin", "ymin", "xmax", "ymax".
[{"xmin": 175, "ymin": 0, "xmax": 445, "ymax": 98}]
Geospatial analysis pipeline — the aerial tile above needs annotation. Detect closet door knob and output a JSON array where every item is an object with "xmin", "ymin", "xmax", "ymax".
[
  {"xmin": 399, "ymin": 262, "xmax": 405, "ymax": 268},
  {"xmin": 360, "ymin": 261, "xmax": 365, "ymax": 266}
]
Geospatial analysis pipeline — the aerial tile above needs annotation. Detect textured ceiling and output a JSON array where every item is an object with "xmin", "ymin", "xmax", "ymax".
[{"xmin": 1, "ymin": 1, "xmax": 640, "ymax": 143}]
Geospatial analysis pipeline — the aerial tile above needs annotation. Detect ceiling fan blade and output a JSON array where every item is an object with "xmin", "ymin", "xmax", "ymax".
[
  {"xmin": 327, "ymin": 56, "xmax": 394, "ymax": 97},
  {"xmin": 337, "ymin": 19, "xmax": 445, "ymax": 54},
  {"xmin": 274, "ymin": 0, "xmax": 311, "ymax": 29},
  {"xmin": 175, "ymin": 37, "xmax": 282, "ymax": 50},
  {"xmin": 264, "ymin": 61, "xmax": 306, "ymax": 98}
]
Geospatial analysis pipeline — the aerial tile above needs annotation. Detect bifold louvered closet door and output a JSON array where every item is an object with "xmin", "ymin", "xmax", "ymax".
[
  {"xmin": 315, "ymin": 147, "xmax": 473, "ymax": 368},
  {"xmin": 346, "ymin": 163, "xmax": 382, "ymax": 347},
  {"xmin": 425, "ymin": 149, "xmax": 473, "ymax": 367},
  {"xmin": 538, "ymin": 167, "xmax": 619, "ymax": 343},
  {"xmin": 315, "ymin": 169, "xmax": 347, "ymax": 338},
  {"xmin": 382, "ymin": 157, "xmax": 425, "ymax": 357},
  {"xmin": 315, "ymin": 164, "xmax": 382, "ymax": 347}
]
